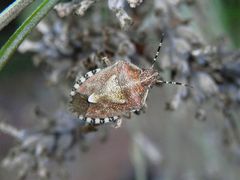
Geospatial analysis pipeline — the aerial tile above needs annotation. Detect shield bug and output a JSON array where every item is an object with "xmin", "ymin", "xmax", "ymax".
[{"xmin": 70, "ymin": 35, "xmax": 191, "ymax": 127}]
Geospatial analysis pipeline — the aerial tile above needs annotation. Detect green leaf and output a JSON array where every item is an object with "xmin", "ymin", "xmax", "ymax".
[
  {"xmin": 0, "ymin": 0, "xmax": 35, "ymax": 31},
  {"xmin": 0, "ymin": 0, "xmax": 60, "ymax": 71}
]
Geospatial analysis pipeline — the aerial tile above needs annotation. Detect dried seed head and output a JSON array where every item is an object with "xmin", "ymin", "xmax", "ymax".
[
  {"xmin": 54, "ymin": 2, "xmax": 76, "ymax": 17},
  {"xmin": 127, "ymin": 0, "xmax": 144, "ymax": 8},
  {"xmin": 114, "ymin": 8, "xmax": 133, "ymax": 30},
  {"xmin": 195, "ymin": 108, "xmax": 207, "ymax": 121},
  {"xmin": 108, "ymin": 0, "xmax": 124, "ymax": 9},
  {"xmin": 192, "ymin": 72, "xmax": 219, "ymax": 102},
  {"xmin": 154, "ymin": 0, "xmax": 168, "ymax": 15},
  {"xmin": 75, "ymin": 0, "xmax": 97, "ymax": 16}
]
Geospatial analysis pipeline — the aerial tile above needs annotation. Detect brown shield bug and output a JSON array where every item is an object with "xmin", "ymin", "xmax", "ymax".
[{"xmin": 70, "ymin": 35, "xmax": 191, "ymax": 127}]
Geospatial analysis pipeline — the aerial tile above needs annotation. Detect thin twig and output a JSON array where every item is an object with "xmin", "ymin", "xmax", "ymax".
[
  {"xmin": 0, "ymin": 0, "xmax": 35, "ymax": 31},
  {"xmin": 0, "ymin": 122, "xmax": 25, "ymax": 140}
]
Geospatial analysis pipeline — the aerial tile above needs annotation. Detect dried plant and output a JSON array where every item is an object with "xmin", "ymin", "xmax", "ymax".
[{"xmin": 1, "ymin": 0, "xmax": 240, "ymax": 179}]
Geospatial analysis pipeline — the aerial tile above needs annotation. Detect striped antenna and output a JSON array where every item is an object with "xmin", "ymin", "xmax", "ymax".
[
  {"xmin": 151, "ymin": 33, "xmax": 164, "ymax": 68},
  {"xmin": 156, "ymin": 80, "xmax": 193, "ymax": 88}
]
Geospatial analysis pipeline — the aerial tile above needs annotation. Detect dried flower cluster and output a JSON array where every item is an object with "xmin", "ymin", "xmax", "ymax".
[
  {"xmin": 1, "ymin": 0, "xmax": 240, "ymax": 179},
  {"xmin": 54, "ymin": 0, "xmax": 134, "ymax": 29},
  {"xmin": 1, "ymin": 107, "xmax": 105, "ymax": 179}
]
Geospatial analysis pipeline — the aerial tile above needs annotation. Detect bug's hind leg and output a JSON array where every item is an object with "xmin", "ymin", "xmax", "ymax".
[{"xmin": 111, "ymin": 118, "xmax": 122, "ymax": 128}]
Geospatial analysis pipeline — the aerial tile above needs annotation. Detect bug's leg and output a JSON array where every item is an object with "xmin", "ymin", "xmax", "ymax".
[
  {"xmin": 138, "ymin": 89, "xmax": 148, "ymax": 115},
  {"xmin": 142, "ymin": 105, "xmax": 147, "ymax": 113},
  {"xmin": 122, "ymin": 112, "xmax": 131, "ymax": 119},
  {"xmin": 133, "ymin": 109, "xmax": 144, "ymax": 115},
  {"xmin": 115, "ymin": 118, "xmax": 122, "ymax": 128},
  {"xmin": 112, "ymin": 118, "xmax": 122, "ymax": 128},
  {"xmin": 133, "ymin": 110, "xmax": 141, "ymax": 115},
  {"xmin": 101, "ymin": 56, "xmax": 112, "ymax": 66},
  {"xmin": 133, "ymin": 105, "xmax": 147, "ymax": 115},
  {"xmin": 80, "ymin": 125, "xmax": 98, "ymax": 132}
]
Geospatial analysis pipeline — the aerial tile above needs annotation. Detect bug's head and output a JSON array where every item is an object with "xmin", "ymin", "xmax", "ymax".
[
  {"xmin": 139, "ymin": 34, "xmax": 164, "ymax": 88},
  {"xmin": 140, "ymin": 68, "xmax": 159, "ymax": 87},
  {"xmin": 141, "ymin": 34, "xmax": 192, "ymax": 89}
]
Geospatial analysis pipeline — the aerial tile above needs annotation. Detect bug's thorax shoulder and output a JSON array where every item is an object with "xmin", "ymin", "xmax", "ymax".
[{"xmin": 114, "ymin": 60, "xmax": 141, "ymax": 74}]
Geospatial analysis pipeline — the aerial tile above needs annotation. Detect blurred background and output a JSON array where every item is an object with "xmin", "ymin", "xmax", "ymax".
[{"xmin": 0, "ymin": 0, "xmax": 240, "ymax": 180}]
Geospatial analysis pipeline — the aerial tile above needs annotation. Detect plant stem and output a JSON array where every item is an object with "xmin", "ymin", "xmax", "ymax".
[
  {"xmin": 0, "ymin": 0, "xmax": 60, "ymax": 71},
  {"xmin": 0, "ymin": 0, "xmax": 35, "ymax": 31},
  {"xmin": 0, "ymin": 122, "xmax": 25, "ymax": 140}
]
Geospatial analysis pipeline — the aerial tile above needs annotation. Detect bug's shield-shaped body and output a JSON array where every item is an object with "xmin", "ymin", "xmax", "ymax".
[{"xmin": 70, "ymin": 61, "xmax": 158, "ymax": 124}]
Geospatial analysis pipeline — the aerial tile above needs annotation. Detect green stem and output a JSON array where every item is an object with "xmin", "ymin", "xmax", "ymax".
[
  {"xmin": 0, "ymin": 0, "xmax": 35, "ymax": 31},
  {"xmin": 0, "ymin": 0, "xmax": 60, "ymax": 71}
]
